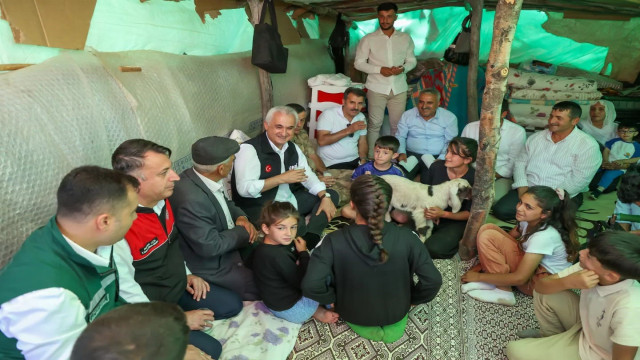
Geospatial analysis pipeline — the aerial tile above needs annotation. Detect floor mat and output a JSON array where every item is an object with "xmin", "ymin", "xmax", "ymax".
[
  {"xmin": 459, "ymin": 260, "xmax": 538, "ymax": 360},
  {"xmin": 289, "ymin": 258, "xmax": 465, "ymax": 360}
]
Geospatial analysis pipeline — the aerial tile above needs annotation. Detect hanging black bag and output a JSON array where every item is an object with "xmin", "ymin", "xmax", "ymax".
[
  {"xmin": 251, "ymin": 0, "xmax": 289, "ymax": 73},
  {"xmin": 328, "ymin": 12, "xmax": 349, "ymax": 74},
  {"xmin": 444, "ymin": 14, "xmax": 472, "ymax": 65}
]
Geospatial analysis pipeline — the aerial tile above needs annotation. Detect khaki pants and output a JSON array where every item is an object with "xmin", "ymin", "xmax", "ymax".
[
  {"xmin": 366, "ymin": 89, "xmax": 407, "ymax": 157},
  {"xmin": 506, "ymin": 290, "xmax": 581, "ymax": 360},
  {"xmin": 476, "ymin": 224, "xmax": 549, "ymax": 295}
]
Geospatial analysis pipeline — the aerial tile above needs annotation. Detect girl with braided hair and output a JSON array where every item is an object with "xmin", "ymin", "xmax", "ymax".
[
  {"xmin": 461, "ymin": 186, "xmax": 579, "ymax": 306},
  {"xmin": 302, "ymin": 175, "xmax": 442, "ymax": 342}
]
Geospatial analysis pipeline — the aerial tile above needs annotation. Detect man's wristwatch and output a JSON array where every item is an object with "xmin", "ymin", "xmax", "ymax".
[{"xmin": 321, "ymin": 192, "xmax": 331, "ymax": 199}]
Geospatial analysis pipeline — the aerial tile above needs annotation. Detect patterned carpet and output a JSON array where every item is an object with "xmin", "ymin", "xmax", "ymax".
[
  {"xmin": 288, "ymin": 217, "xmax": 542, "ymax": 360},
  {"xmin": 289, "ymin": 258, "xmax": 466, "ymax": 360},
  {"xmin": 285, "ymin": 190, "xmax": 618, "ymax": 359}
]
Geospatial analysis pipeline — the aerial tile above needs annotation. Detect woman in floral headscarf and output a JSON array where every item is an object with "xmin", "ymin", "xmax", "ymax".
[{"xmin": 579, "ymin": 99, "xmax": 618, "ymax": 146}]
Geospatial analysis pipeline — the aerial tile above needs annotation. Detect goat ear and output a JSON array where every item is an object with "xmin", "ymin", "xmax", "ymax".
[{"xmin": 449, "ymin": 183, "xmax": 463, "ymax": 213}]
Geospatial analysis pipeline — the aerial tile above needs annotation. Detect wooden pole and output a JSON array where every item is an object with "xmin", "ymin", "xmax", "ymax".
[
  {"xmin": 466, "ymin": 0, "xmax": 483, "ymax": 125},
  {"xmin": 458, "ymin": 0, "xmax": 523, "ymax": 260},
  {"xmin": 248, "ymin": 0, "xmax": 274, "ymax": 118}
]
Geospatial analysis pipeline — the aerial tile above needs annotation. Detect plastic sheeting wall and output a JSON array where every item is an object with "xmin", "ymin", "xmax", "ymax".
[
  {"xmin": 349, "ymin": 8, "xmax": 609, "ymax": 74},
  {"xmin": 0, "ymin": 39, "xmax": 333, "ymax": 267}
]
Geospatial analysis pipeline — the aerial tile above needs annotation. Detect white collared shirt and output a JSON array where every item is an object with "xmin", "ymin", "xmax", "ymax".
[
  {"xmin": 512, "ymin": 127, "xmax": 602, "ymax": 197},
  {"xmin": 316, "ymin": 106, "xmax": 367, "ymax": 167},
  {"xmin": 234, "ymin": 136, "xmax": 326, "ymax": 210},
  {"xmin": 354, "ymin": 28, "xmax": 417, "ymax": 95},
  {"xmin": 461, "ymin": 119, "xmax": 526, "ymax": 178},
  {"xmin": 579, "ymin": 279, "xmax": 640, "ymax": 359},
  {"xmin": 193, "ymin": 169, "xmax": 235, "ymax": 229}
]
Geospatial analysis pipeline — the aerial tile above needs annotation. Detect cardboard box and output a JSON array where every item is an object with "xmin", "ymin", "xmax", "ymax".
[{"xmin": 0, "ymin": 0, "xmax": 97, "ymax": 49}]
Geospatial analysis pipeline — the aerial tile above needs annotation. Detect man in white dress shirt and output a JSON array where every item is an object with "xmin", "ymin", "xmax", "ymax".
[
  {"xmin": 354, "ymin": 2, "xmax": 416, "ymax": 157},
  {"xmin": 492, "ymin": 101, "xmax": 602, "ymax": 221},
  {"xmin": 232, "ymin": 106, "xmax": 339, "ymax": 248},
  {"xmin": 316, "ymin": 87, "xmax": 368, "ymax": 170},
  {"xmin": 461, "ymin": 100, "xmax": 526, "ymax": 204}
]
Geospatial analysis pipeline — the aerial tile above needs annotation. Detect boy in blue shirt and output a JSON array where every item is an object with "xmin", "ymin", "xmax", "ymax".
[
  {"xmin": 590, "ymin": 121, "xmax": 640, "ymax": 199},
  {"xmin": 342, "ymin": 136, "xmax": 404, "ymax": 219},
  {"xmin": 351, "ymin": 136, "xmax": 405, "ymax": 180}
]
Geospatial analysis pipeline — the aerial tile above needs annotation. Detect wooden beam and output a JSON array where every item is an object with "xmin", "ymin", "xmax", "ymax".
[
  {"xmin": 248, "ymin": 0, "xmax": 274, "ymax": 119},
  {"xmin": 458, "ymin": 0, "xmax": 523, "ymax": 261},
  {"xmin": 466, "ymin": 0, "xmax": 483, "ymax": 126},
  {"xmin": 0, "ymin": 64, "xmax": 32, "ymax": 71}
]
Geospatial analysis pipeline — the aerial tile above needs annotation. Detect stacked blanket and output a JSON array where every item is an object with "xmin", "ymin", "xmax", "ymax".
[{"xmin": 507, "ymin": 69, "xmax": 601, "ymax": 128}]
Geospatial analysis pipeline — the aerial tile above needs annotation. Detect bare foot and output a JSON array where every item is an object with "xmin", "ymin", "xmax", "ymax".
[{"xmin": 312, "ymin": 306, "xmax": 339, "ymax": 323}]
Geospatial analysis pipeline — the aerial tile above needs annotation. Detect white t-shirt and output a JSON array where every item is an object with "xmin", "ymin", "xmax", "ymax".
[
  {"xmin": 520, "ymin": 222, "xmax": 572, "ymax": 274},
  {"xmin": 580, "ymin": 279, "xmax": 640, "ymax": 359},
  {"xmin": 316, "ymin": 106, "xmax": 367, "ymax": 167}
]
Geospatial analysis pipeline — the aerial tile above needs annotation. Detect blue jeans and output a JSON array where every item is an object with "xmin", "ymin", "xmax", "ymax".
[{"xmin": 269, "ymin": 296, "xmax": 319, "ymax": 324}]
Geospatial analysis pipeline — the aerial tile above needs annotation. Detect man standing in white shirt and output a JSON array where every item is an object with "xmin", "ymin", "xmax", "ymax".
[
  {"xmin": 170, "ymin": 136, "xmax": 259, "ymax": 301},
  {"xmin": 316, "ymin": 87, "xmax": 368, "ymax": 170},
  {"xmin": 354, "ymin": 2, "xmax": 416, "ymax": 157},
  {"xmin": 231, "ymin": 106, "xmax": 339, "ymax": 249},
  {"xmin": 461, "ymin": 100, "xmax": 526, "ymax": 204},
  {"xmin": 492, "ymin": 101, "xmax": 602, "ymax": 221}
]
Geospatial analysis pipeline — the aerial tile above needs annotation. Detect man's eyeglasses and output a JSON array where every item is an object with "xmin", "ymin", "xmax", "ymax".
[{"xmin": 620, "ymin": 130, "xmax": 638, "ymax": 134}]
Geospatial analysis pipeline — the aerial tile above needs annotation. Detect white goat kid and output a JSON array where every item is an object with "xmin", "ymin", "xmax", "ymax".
[{"xmin": 380, "ymin": 176, "xmax": 472, "ymax": 243}]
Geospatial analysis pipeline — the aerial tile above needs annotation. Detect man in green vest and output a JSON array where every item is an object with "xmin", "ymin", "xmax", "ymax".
[{"xmin": 0, "ymin": 166, "xmax": 139, "ymax": 360}]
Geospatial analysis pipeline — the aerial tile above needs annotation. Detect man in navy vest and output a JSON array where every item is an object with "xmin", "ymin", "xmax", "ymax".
[
  {"xmin": 232, "ymin": 105, "xmax": 339, "ymax": 248},
  {"xmin": 0, "ymin": 166, "xmax": 139, "ymax": 359}
]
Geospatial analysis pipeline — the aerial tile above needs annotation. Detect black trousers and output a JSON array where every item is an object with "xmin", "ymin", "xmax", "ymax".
[
  {"xmin": 295, "ymin": 189, "xmax": 340, "ymax": 248},
  {"xmin": 425, "ymin": 218, "xmax": 466, "ymax": 259}
]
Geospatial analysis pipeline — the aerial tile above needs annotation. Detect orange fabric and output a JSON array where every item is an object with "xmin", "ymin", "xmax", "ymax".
[{"xmin": 476, "ymin": 223, "xmax": 550, "ymax": 296}]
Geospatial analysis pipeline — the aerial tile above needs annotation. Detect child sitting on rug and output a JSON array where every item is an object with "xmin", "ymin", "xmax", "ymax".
[
  {"xmin": 351, "ymin": 136, "xmax": 404, "ymax": 179},
  {"xmin": 461, "ymin": 186, "xmax": 578, "ymax": 306},
  {"xmin": 250, "ymin": 201, "xmax": 339, "ymax": 324},
  {"xmin": 589, "ymin": 121, "xmax": 640, "ymax": 199},
  {"xmin": 302, "ymin": 175, "xmax": 442, "ymax": 342},
  {"xmin": 505, "ymin": 231, "xmax": 640, "ymax": 360},
  {"xmin": 341, "ymin": 136, "xmax": 405, "ymax": 219}
]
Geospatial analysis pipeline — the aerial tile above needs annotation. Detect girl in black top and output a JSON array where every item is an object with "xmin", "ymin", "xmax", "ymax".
[
  {"xmin": 251, "ymin": 201, "xmax": 339, "ymax": 324},
  {"xmin": 302, "ymin": 175, "xmax": 442, "ymax": 342},
  {"xmin": 421, "ymin": 136, "xmax": 478, "ymax": 259}
]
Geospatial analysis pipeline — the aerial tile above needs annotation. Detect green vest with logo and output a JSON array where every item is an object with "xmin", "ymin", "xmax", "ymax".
[{"xmin": 0, "ymin": 216, "xmax": 123, "ymax": 359}]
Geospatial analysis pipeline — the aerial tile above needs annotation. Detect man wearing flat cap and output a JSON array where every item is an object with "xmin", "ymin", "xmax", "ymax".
[{"xmin": 170, "ymin": 136, "xmax": 260, "ymax": 301}]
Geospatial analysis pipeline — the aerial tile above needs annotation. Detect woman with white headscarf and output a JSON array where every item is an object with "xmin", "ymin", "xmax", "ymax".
[{"xmin": 579, "ymin": 99, "xmax": 618, "ymax": 146}]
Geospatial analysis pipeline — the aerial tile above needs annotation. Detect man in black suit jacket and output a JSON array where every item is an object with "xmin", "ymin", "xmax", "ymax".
[{"xmin": 170, "ymin": 136, "xmax": 260, "ymax": 300}]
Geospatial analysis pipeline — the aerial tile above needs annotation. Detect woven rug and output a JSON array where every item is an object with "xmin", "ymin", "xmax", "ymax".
[
  {"xmin": 289, "ymin": 258, "xmax": 466, "ymax": 360},
  {"xmin": 459, "ymin": 260, "xmax": 538, "ymax": 360},
  {"xmin": 289, "ymin": 218, "xmax": 540, "ymax": 360}
]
